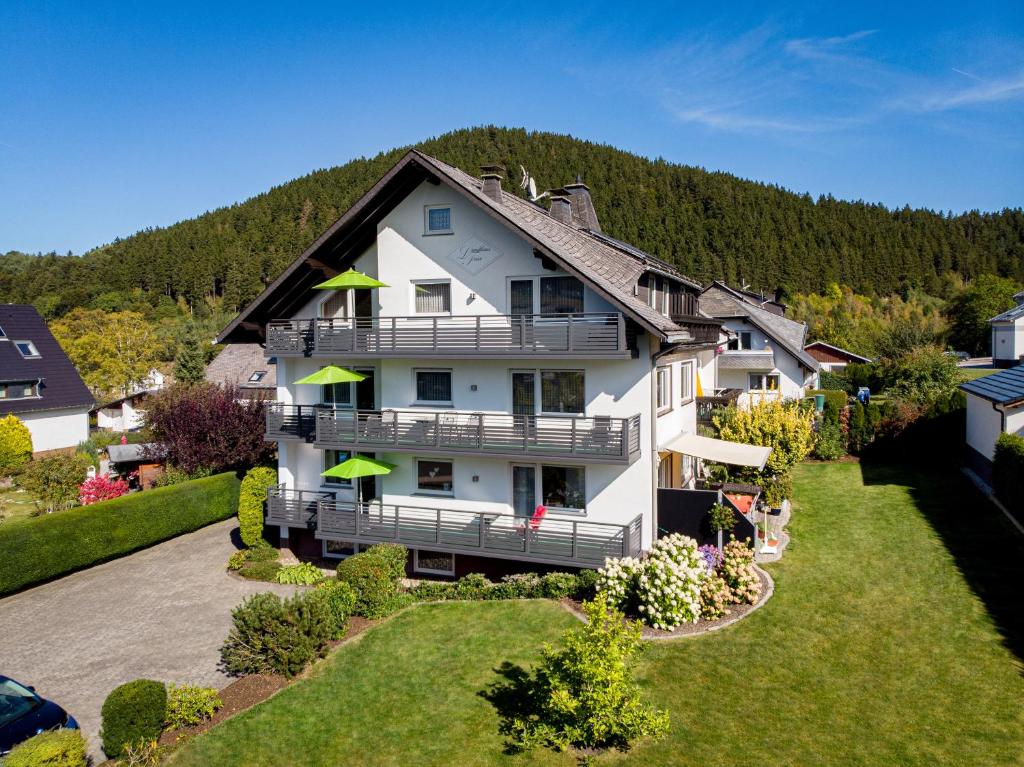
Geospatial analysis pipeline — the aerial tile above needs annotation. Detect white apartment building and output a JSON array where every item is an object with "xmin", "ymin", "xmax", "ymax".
[{"xmin": 218, "ymin": 151, "xmax": 723, "ymax": 576}]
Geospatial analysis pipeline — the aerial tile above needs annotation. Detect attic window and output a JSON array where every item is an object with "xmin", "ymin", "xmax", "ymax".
[
  {"xmin": 249, "ymin": 371, "xmax": 267, "ymax": 383},
  {"xmin": 424, "ymin": 205, "xmax": 453, "ymax": 235},
  {"xmin": 14, "ymin": 341, "xmax": 40, "ymax": 359},
  {"xmin": 0, "ymin": 325, "xmax": 6, "ymax": 339}
]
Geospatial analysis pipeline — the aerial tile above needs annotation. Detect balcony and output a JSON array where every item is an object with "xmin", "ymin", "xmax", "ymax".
[
  {"xmin": 265, "ymin": 313, "xmax": 629, "ymax": 359},
  {"xmin": 314, "ymin": 499, "xmax": 643, "ymax": 568},
  {"xmin": 696, "ymin": 388, "xmax": 742, "ymax": 425},
  {"xmin": 265, "ymin": 403, "xmax": 317, "ymax": 441},
  {"xmin": 717, "ymin": 350, "xmax": 776, "ymax": 370},
  {"xmin": 313, "ymin": 409, "xmax": 642, "ymax": 464},
  {"xmin": 266, "ymin": 486, "xmax": 332, "ymax": 528}
]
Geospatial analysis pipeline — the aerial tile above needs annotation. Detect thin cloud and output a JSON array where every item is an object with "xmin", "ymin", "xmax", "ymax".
[
  {"xmin": 909, "ymin": 72, "xmax": 1024, "ymax": 111},
  {"xmin": 784, "ymin": 29, "xmax": 877, "ymax": 61}
]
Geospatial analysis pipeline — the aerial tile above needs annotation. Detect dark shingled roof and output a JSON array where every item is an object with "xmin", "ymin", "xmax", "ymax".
[
  {"xmin": 205, "ymin": 343, "xmax": 277, "ymax": 390},
  {"xmin": 0, "ymin": 304, "xmax": 94, "ymax": 415},
  {"xmin": 960, "ymin": 366, "xmax": 1024, "ymax": 405}
]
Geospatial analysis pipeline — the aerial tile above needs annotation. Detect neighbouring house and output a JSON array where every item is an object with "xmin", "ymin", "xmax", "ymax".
[
  {"xmin": 94, "ymin": 369, "xmax": 166, "ymax": 431},
  {"xmin": 217, "ymin": 150, "xmax": 750, "ymax": 576},
  {"xmin": 803, "ymin": 341, "xmax": 873, "ymax": 372},
  {"xmin": 960, "ymin": 366, "xmax": 1024, "ymax": 483},
  {"xmin": 699, "ymin": 281, "xmax": 820, "ymax": 407},
  {"xmin": 106, "ymin": 442, "xmax": 164, "ymax": 489},
  {"xmin": 0, "ymin": 304, "xmax": 94, "ymax": 455},
  {"xmin": 205, "ymin": 343, "xmax": 277, "ymax": 399},
  {"xmin": 990, "ymin": 290, "xmax": 1024, "ymax": 368}
]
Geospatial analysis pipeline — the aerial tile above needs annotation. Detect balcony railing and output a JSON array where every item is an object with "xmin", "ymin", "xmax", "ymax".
[
  {"xmin": 266, "ymin": 313, "xmax": 629, "ymax": 358},
  {"xmin": 313, "ymin": 409, "xmax": 642, "ymax": 464},
  {"xmin": 696, "ymin": 388, "xmax": 742, "ymax": 425},
  {"xmin": 265, "ymin": 403, "xmax": 317, "ymax": 441},
  {"xmin": 314, "ymin": 499, "xmax": 643, "ymax": 568},
  {"xmin": 266, "ymin": 486, "xmax": 333, "ymax": 528}
]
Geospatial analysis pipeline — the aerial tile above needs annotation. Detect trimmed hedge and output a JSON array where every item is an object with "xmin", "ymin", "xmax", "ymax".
[
  {"xmin": 4, "ymin": 728, "xmax": 88, "ymax": 767},
  {"xmin": 238, "ymin": 466, "xmax": 276, "ymax": 547},
  {"xmin": 808, "ymin": 389, "xmax": 847, "ymax": 425},
  {"xmin": 993, "ymin": 432, "xmax": 1024, "ymax": 514},
  {"xmin": 0, "ymin": 471, "xmax": 241, "ymax": 596},
  {"xmin": 410, "ymin": 569, "xmax": 598, "ymax": 603},
  {"xmin": 100, "ymin": 679, "xmax": 168, "ymax": 758}
]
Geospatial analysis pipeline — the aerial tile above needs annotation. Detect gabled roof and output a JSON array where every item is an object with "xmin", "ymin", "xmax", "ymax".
[
  {"xmin": 990, "ymin": 302, "xmax": 1024, "ymax": 324},
  {"xmin": 700, "ymin": 282, "xmax": 819, "ymax": 371},
  {"xmin": 205, "ymin": 343, "xmax": 277, "ymax": 389},
  {"xmin": 960, "ymin": 365, "xmax": 1024, "ymax": 406},
  {"xmin": 0, "ymin": 304, "xmax": 94, "ymax": 416},
  {"xmin": 804, "ymin": 341, "xmax": 873, "ymax": 364},
  {"xmin": 218, "ymin": 150, "xmax": 716, "ymax": 344}
]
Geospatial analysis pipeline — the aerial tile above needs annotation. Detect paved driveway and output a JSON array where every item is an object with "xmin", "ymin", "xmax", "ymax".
[{"xmin": 0, "ymin": 520, "xmax": 297, "ymax": 759}]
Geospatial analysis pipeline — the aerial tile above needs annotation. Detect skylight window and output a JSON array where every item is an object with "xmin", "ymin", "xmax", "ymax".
[
  {"xmin": 14, "ymin": 341, "xmax": 40, "ymax": 359},
  {"xmin": 0, "ymin": 325, "xmax": 6, "ymax": 339},
  {"xmin": 248, "ymin": 371, "xmax": 267, "ymax": 383}
]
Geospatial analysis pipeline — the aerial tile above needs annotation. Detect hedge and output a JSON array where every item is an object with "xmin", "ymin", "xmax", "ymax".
[
  {"xmin": 0, "ymin": 471, "xmax": 241, "ymax": 596},
  {"xmin": 238, "ymin": 465, "xmax": 276, "ymax": 547},
  {"xmin": 807, "ymin": 389, "xmax": 847, "ymax": 425},
  {"xmin": 993, "ymin": 432, "xmax": 1024, "ymax": 514}
]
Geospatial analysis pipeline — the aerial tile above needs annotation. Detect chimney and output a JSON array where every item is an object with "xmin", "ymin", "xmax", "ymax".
[
  {"xmin": 548, "ymin": 189, "xmax": 573, "ymax": 226},
  {"xmin": 564, "ymin": 173, "xmax": 601, "ymax": 232},
  {"xmin": 480, "ymin": 164, "xmax": 504, "ymax": 203}
]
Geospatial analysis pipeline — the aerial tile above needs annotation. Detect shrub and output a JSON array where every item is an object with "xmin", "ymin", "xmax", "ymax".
[
  {"xmin": 500, "ymin": 597, "xmax": 669, "ymax": 752},
  {"xmin": 714, "ymin": 400, "xmax": 816, "ymax": 478},
  {"xmin": 314, "ymin": 579, "xmax": 357, "ymax": 638},
  {"xmin": 237, "ymin": 560, "xmax": 282, "ymax": 581},
  {"xmin": 760, "ymin": 474, "xmax": 792, "ymax": 508},
  {"xmin": 100, "ymin": 679, "xmax": 168, "ymax": 758},
  {"xmin": 166, "ymin": 683, "xmax": 222, "ymax": 730},
  {"xmin": 19, "ymin": 453, "xmax": 91, "ymax": 512},
  {"xmin": 993, "ymin": 432, "xmax": 1024, "ymax": 513},
  {"xmin": 699, "ymin": 573, "xmax": 733, "ymax": 620},
  {"xmin": 120, "ymin": 738, "xmax": 161, "ymax": 766},
  {"xmin": 0, "ymin": 414, "xmax": 33, "ymax": 471},
  {"xmin": 721, "ymin": 538, "xmax": 762, "ymax": 605},
  {"xmin": 813, "ymin": 421, "xmax": 846, "ymax": 461},
  {"xmin": 335, "ymin": 545, "xmax": 408, "ymax": 618},
  {"xmin": 227, "ymin": 550, "xmax": 248, "ymax": 571},
  {"xmin": 818, "ymin": 369, "xmax": 850, "ymax": 394},
  {"xmin": 410, "ymin": 570, "xmax": 597, "ymax": 603},
  {"xmin": 220, "ymin": 590, "xmax": 334, "ymax": 677},
  {"xmin": 540, "ymin": 571, "xmax": 579, "ymax": 599},
  {"xmin": 3, "ymin": 728, "xmax": 87, "ymax": 767},
  {"xmin": 78, "ymin": 472, "xmax": 130, "ymax": 505},
  {"xmin": 595, "ymin": 556, "xmax": 642, "ymax": 613},
  {"xmin": 808, "ymin": 389, "xmax": 847, "ymax": 426},
  {"xmin": 875, "ymin": 345, "xmax": 960, "ymax": 404},
  {"xmin": 0, "ymin": 471, "xmax": 240, "ymax": 596},
  {"xmin": 573, "ymin": 568, "xmax": 599, "ymax": 601},
  {"xmin": 151, "ymin": 464, "xmax": 208, "ymax": 488},
  {"xmin": 633, "ymin": 534, "xmax": 705, "ymax": 630},
  {"xmin": 238, "ymin": 466, "xmax": 276, "ymax": 547},
  {"xmin": 275, "ymin": 562, "xmax": 325, "ymax": 585}
]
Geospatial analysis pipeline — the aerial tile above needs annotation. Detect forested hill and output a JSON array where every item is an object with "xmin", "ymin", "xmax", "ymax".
[{"xmin": 2, "ymin": 126, "xmax": 1022, "ymax": 317}]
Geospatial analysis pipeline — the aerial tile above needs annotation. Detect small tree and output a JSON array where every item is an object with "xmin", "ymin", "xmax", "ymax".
[
  {"xmin": 173, "ymin": 323, "xmax": 209, "ymax": 383},
  {"xmin": 0, "ymin": 414, "xmax": 33, "ymax": 471},
  {"xmin": 20, "ymin": 453, "xmax": 91, "ymax": 512},
  {"xmin": 714, "ymin": 400, "xmax": 815, "ymax": 479},
  {"xmin": 238, "ymin": 466, "xmax": 277, "ymax": 547},
  {"xmin": 79, "ymin": 473, "xmax": 130, "ymax": 505},
  {"xmin": 145, "ymin": 382, "xmax": 272, "ymax": 474},
  {"xmin": 501, "ymin": 597, "xmax": 669, "ymax": 753}
]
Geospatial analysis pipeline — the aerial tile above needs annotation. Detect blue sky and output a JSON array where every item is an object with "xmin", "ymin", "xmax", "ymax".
[{"xmin": 1, "ymin": 1, "xmax": 1022, "ymax": 254}]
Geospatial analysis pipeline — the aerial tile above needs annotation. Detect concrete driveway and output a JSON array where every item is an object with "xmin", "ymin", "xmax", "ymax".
[{"xmin": 0, "ymin": 519, "xmax": 298, "ymax": 760}]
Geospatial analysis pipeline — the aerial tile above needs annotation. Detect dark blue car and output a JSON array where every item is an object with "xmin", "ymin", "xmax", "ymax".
[{"xmin": 0, "ymin": 676, "xmax": 78, "ymax": 756}]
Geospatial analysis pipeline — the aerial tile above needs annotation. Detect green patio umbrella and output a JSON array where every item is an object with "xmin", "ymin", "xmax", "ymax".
[
  {"xmin": 321, "ymin": 455, "xmax": 397, "ymax": 508},
  {"xmin": 313, "ymin": 268, "xmax": 389, "ymax": 290},
  {"xmin": 292, "ymin": 365, "xmax": 366, "ymax": 386}
]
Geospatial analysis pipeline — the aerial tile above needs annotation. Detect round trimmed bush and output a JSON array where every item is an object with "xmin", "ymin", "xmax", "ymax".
[
  {"xmin": 4, "ymin": 728, "xmax": 87, "ymax": 767},
  {"xmin": 0, "ymin": 414, "xmax": 33, "ymax": 471},
  {"xmin": 100, "ymin": 678, "xmax": 167, "ymax": 757},
  {"xmin": 238, "ymin": 466, "xmax": 277, "ymax": 547}
]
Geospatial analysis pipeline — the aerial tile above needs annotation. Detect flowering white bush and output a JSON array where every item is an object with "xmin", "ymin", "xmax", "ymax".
[
  {"xmin": 598, "ymin": 534, "xmax": 707, "ymax": 631},
  {"xmin": 721, "ymin": 537, "xmax": 762, "ymax": 605}
]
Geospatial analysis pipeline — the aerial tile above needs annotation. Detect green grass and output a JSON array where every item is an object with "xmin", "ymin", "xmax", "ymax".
[
  {"xmin": 959, "ymin": 367, "xmax": 999, "ymax": 380},
  {"xmin": 170, "ymin": 463, "xmax": 1024, "ymax": 767},
  {"xmin": 0, "ymin": 483, "xmax": 42, "ymax": 527}
]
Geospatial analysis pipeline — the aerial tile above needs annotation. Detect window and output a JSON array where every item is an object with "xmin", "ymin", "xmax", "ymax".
[
  {"xmin": 323, "ymin": 449, "xmax": 352, "ymax": 486},
  {"xmin": 414, "ymin": 369, "xmax": 452, "ymax": 405},
  {"xmin": 248, "ymin": 371, "xmax": 267, "ymax": 383},
  {"xmin": 679, "ymin": 361, "xmax": 694, "ymax": 404},
  {"xmin": 510, "ymin": 279, "xmax": 534, "ymax": 315},
  {"xmin": 424, "ymin": 205, "xmax": 453, "ymax": 234},
  {"xmin": 416, "ymin": 459, "xmax": 453, "ymax": 495},
  {"xmin": 14, "ymin": 341, "xmax": 39, "ymax": 359},
  {"xmin": 414, "ymin": 549, "xmax": 455, "ymax": 576},
  {"xmin": 542, "ymin": 465, "xmax": 586, "ymax": 512},
  {"xmin": 323, "ymin": 540, "xmax": 365, "ymax": 559},
  {"xmin": 0, "ymin": 325, "xmax": 5, "ymax": 339},
  {"xmin": 413, "ymin": 281, "xmax": 451, "ymax": 314},
  {"xmin": 540, "ymin": 276, "xmax": 583, "ymax": 314},
  {"xmin": 656, "ymin": 366, "xmax": 672, "ymax": 414},
  {"xmin": 321, "ymin": 291, "xmax": 348, "ymax": 319},
  {"xmin": 322, "ymin": 376, "xmax": 353, "ymax": 407},
  {"xmin": 540, "ymin": 370, "xmax": 584, "ymax": 414},
  {"xmin": 748, "ymin": 373, "xmax": 780, "ymax": 392},
  {"xmin": 727, "ymin": 331, "xmax": 753, "ymax": 351},
  {"xmin": 0, "ymin": 382, "xmax": 38, "ymax": 400}
]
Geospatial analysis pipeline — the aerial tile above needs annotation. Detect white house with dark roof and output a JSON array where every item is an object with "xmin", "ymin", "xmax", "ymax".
[
  {"xmin": 990, "ymin": 291, "xmax": 1024, "ymax": 368},
  {"xmin": 0, "ymin": 304, "xmax": 94, "ymax": 454},
  {"xmin": 960, "ymin": 366, "xmax": 1024, "ymax": 483},
  {"xmin": 218, "ymin": 150, "xmax": 727, "ymax": 575},
  {"xmin": 699, "ymin": 281, "xmax": 819, "ymax": 406}
]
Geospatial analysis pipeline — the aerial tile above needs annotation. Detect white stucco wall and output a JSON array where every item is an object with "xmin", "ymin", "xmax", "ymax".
[
  {"xmin": 965, "ymin": 392, "xmax": 1024, "ymax": 461},
  {"xmin": 715, "ymin": 319, "xmax": 811, "ymax": 405},
  {"xmin": 18, "ymin": 407, "xmax": 90, "ymax": 453},
  {"xmin": 992, "ymin": 320, "xmax": 1024, "ymax": 364},
  {"xmin": 273, "ymin": 182, "xmax": 685, "ymax": 551}
]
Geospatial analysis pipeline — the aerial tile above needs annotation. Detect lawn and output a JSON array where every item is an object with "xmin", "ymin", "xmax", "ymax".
[
  {"xmin": 959, "ymin": 367, "xmax": 999, "ymax": 380},
  {"xmin": 0, "ymin": 483, "xmax": 42, "ymax": 527},
  {"xmin": 170, "ymin": 462, "xmax": 1024, "ymax": 767}
]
